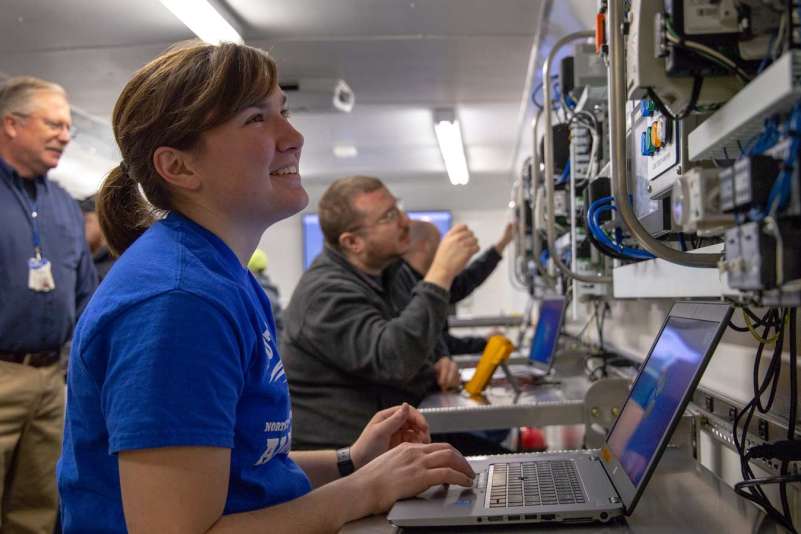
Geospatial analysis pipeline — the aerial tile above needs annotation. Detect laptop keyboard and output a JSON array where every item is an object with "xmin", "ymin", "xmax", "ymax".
[{"xmin": 486, "ymin": 460, "xmax": 587, "ymax": 508}]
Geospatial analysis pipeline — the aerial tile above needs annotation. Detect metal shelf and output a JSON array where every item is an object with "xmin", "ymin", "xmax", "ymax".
[
  {"xmin": 612, "ymin": 244, "xmax": 739, "ymax": 298},
  {"xmin": 689, "ymin": 51, "xmax": 801, "ymax": 161}
]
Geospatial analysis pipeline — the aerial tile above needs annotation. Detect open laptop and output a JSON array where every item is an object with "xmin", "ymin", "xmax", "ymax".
[
  {"xmin": 389, "ymin": 301, "xmax": 733, "ymax": 527},
  {"xmin": 526, "ymin": 296, "xmax": 568, "ymax": 375},
  {"xmin": 460, "ymin": 296, "xmax": 567, "ymax": 384}
]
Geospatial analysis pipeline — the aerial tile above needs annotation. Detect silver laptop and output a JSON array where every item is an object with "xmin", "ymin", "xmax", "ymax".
[
  {"xmin": 389, "ymin": 301, "xmax": 733, "ymax": 527},
  {"xmin": 526, "ymin": 296, "xmax": 568, "ymax": 376},
  {"xmin": 459, "ymin": 296, "xmax": 567, "ymax": 383}
]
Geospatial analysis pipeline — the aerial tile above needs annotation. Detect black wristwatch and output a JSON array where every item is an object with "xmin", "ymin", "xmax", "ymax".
[{"xmin": 336, "ymin": 447, "xmax": 355, "ymax": 477}]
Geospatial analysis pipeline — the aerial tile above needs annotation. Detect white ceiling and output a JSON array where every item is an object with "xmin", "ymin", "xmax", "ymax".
[{"xmin": 0, "ymin": 0, "xmax": 592, "ymax": 209}]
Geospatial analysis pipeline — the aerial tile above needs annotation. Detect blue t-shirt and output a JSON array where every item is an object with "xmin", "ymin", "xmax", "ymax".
[{"xmin": 58, "ymin": 212, "xmax": 311, "ymax": 532}]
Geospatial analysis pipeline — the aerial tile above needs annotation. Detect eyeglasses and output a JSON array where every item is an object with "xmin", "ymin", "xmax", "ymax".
[
  {"xmin": 349, "ymin": 199, "xmax": 405, "ymax": 233},
  {"xmin": 12, "ymin": 112, "xmax": 77, "ymax": 138}
]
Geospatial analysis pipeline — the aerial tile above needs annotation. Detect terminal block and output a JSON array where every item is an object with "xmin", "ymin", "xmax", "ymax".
[
  {"xmin": 719, "ymin": 156, "xmax": 781, "ymax": 213},
  {"xmin": 671, "ymin": 168, "xmax": 734, "ymax": 235},
  {"xmin": 723, "ymin": 220, "xmax": 801, "ymax": 291}
]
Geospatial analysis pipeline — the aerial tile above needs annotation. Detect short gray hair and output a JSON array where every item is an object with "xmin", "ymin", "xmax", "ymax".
[{"xmin": 0, "ymin": 76, "xmax": 66, "ymax": 118}]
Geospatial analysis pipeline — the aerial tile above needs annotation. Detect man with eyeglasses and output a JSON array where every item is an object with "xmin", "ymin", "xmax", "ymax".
[
  {"xmin": 282, "ymin": 175, "xmax": 480, "ymax": 453},
  {"xmin": 0, "ymin": 76, "xmax": 97, "ymax": 533}
]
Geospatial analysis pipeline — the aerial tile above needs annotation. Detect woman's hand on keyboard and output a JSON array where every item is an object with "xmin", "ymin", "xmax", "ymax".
[{"xmin": 347, "ymin": 442, "xmax": 475, "ymax": 515}]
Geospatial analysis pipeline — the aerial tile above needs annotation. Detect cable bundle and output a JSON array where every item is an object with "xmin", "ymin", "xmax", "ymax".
[
  {"xmin": 586, "ymin": 196, "xmax": 655, "ymax": 261},
  {"xmin": 731, "ymin": 307, "xmax": 799, "ymax": 533}
]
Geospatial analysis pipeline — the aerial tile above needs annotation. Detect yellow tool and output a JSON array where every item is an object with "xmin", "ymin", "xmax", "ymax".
[{"xmin": 464, "ymin": 335, "xmax": 515, "ymax": 396}]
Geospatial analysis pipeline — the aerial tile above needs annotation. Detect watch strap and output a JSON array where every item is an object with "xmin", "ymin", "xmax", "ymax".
[{"xmin": 336, "ymin": 447, "xmax": 355, "ymax": 477}]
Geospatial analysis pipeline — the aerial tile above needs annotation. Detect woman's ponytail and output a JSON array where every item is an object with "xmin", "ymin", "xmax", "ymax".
[{"xmin": 96, "ymin": 163, "xmax": 156, "ymax": 257}]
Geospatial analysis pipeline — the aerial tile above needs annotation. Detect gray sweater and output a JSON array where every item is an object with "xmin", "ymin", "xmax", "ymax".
[{"xmin": 281, "ymin": 247, "xmax": 451, "ymax": 449}]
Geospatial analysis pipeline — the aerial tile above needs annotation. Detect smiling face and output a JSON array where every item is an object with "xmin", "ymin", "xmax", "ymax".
[
  {"xmin": 188, "ymin": 89, "xmax": 308, "ymax": 229},
  {"xmin": 5, "ymin": 90, "xmax": 71, "ymax": 177}
]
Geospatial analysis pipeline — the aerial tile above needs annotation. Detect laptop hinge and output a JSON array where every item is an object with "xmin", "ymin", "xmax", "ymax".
[{"xmin": 596, "ymin": 454, "xmax": 625, "ymax": 510}]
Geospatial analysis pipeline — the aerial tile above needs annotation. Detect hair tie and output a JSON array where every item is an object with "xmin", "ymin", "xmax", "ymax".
[{"xmin": 119, "ymin": 160, "xmax": 129, "ymax": 174}]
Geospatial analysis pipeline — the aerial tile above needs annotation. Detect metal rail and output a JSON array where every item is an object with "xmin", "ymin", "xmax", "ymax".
[{"xmin": 530, "ymin": 108, "xmax": 557, "ymax": 284}]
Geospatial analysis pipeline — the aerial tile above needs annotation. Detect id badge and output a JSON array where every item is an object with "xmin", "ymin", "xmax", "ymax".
[{"xmin": 28, "ymin": 257, "xmax": 56, "ymax": 292}]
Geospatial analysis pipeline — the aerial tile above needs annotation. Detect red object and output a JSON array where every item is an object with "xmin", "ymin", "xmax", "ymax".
[
  {"xmin": 595, "ymin": 12, "xmax": 606, "ymax": 55},
  {"xmin": 519, "ymin": 426, "xmax": 547, "ymax": 451}
]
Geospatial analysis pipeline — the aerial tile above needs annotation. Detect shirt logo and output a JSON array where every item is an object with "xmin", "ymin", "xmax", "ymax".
[
  {"xmin": 255, "ymin": 430, "xmax": 292, "ymax": 466},
  {"xmin": 262, "ymin": 328, "xmax": 275, "ymax": 361}
]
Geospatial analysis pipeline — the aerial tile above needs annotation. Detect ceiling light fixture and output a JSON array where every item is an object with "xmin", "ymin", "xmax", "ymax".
[
  {"xmin": 333, "ymin": 145, "xmax": 359, "ymax": 158},
  {"xmin": 433, "ymin": 109, "xmax": 470, "ymax": 186},
  {"xmin": 159, "ymin": 0, "xmax": 243, "ymax": 45}
]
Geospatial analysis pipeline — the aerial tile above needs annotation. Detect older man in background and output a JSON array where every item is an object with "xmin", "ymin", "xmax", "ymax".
[{"xmin": 0, "ymin": 76, "xmax": 96, "ymax": 533}]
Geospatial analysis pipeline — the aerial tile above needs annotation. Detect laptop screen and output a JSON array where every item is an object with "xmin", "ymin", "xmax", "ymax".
[
  {"xmin": 606, "ymin": 316, "xmax": 720, "ymax": 486},
  {"xmin": 528, "ymin": 298, "xmax": 565, "ymax": 367}
]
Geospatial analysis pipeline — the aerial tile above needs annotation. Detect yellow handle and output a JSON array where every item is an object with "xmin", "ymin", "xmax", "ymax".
[{"xmin": 464, "ymin": 335, "xmax": 514, "ymax": 396}]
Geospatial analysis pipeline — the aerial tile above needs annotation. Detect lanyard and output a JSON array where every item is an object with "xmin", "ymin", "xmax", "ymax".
[{"xmin": 8, "ymin": 177, "xmax": 44, "ymax": 260}]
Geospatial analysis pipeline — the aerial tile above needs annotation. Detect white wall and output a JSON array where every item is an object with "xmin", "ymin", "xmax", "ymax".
[
  {"xmin": 450, "ymin": 209, "xmax": 529, "ymax": 317},
  {"xmin": 255, "ymin": 215, "xmax": 305, "ymax": 307}
]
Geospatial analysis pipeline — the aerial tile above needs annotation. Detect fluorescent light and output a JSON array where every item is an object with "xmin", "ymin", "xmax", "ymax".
[
  {"xmin": 433, "ymin": 110, "xmax": 470, "ymax": 185},
  {"xmin": 160, "ymin": 0, "xmax": 243, "ymax": 45},
  {"xmin": 333, "ymin": 145, "xmax": 358, "ymax": 158}
]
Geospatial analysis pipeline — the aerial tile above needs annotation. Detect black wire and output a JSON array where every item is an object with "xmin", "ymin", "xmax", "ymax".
[
  {"xmin": 750, "ymin": 310, "xmax": 784, "ymax": 507},
  {"xmin": 728, "ymin": 306, "xmax": 783, "ymax": 332},
  {"xmin": 735, "ymin": 472, "xmax": 801, "ymax": 533},
  {"xmin": 789, "ymin": 308, "xmax": 798, "ymax": 440},
  {"xmin": 667, "ymin": 38, "xmax": 751, "ymax": 84},
  {"xmin": 645, "ymin": 77, "xmax": 701, "ymax": 122},
  {"xmin": 779, "ymin": 308, "xmax": 798, "ymax": 529},
  {"xmin": 678, "ymin": 76, "xmax": 703, "ymax": 120},
  {"xmin": 732, "ymin": 310, "xmax": 788, "ymax": 524},
  {"xmin": 764, "ymin": 311, "xmax": 793, "ymax": 525},
  {"xmin": 732, "ymin": 308, "xmax": 799, "ymax": 532},
  {"xmin": 735, "ymin": 473, "xmax": 801, "ymax": 491},
  {"xmin": 743, "ymin": 306, "xmax": 771, "ymax": 324},
  {"xmin": 594, "ymin": 302, "xmax": 611, "ymax": 378},
  {"xmin": 753, "ymin": 310, "xmax": 786, "ymax": 414},
  {"xmin": 727, "ymin": 320, "xmax": 751, "ymax": 332}
]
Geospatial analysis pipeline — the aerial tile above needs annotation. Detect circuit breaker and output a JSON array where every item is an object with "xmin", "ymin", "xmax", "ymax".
[{"xmin": 723, "ymin": 220, "xmax": 801, "ymax": 291}]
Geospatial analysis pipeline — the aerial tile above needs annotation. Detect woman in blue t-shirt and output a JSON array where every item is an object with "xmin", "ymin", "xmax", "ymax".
[{"xmin": 57, "ymin": 41, "xmax": 474, "ymax": 533}]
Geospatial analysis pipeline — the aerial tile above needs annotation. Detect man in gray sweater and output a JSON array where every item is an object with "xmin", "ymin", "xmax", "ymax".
[{"xmin": 281, "ymin": 176, "xmax": 478, "ymax": 450}]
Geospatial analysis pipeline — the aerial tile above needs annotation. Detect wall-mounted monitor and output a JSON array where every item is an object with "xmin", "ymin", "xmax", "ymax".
[{"xmin": 302, "ymin": 211, "xmax": 452, "ymax": 269}]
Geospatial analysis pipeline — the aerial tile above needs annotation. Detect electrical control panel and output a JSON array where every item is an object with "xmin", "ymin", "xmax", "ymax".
[
  {"xmin": 633, "ymin": 98, "xmax": 678, "ymax": 194},
  {"xmin": 671, "ymin": 167, "xmax": 734, "ymax": 235},
  {"xmin": 627, "ymin": 0, "xmax": 741, "ymax": 115},
  {"xmin": 722, "ymin": 220, "xmax": 801, "ymax": 291},
  {"xmin": 628, "ymin": 102, "xmax": 675, "ymax": 236},
  {"xmin": 663, "ymin": 0, "xmax": 781, "ymax": 76}
]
